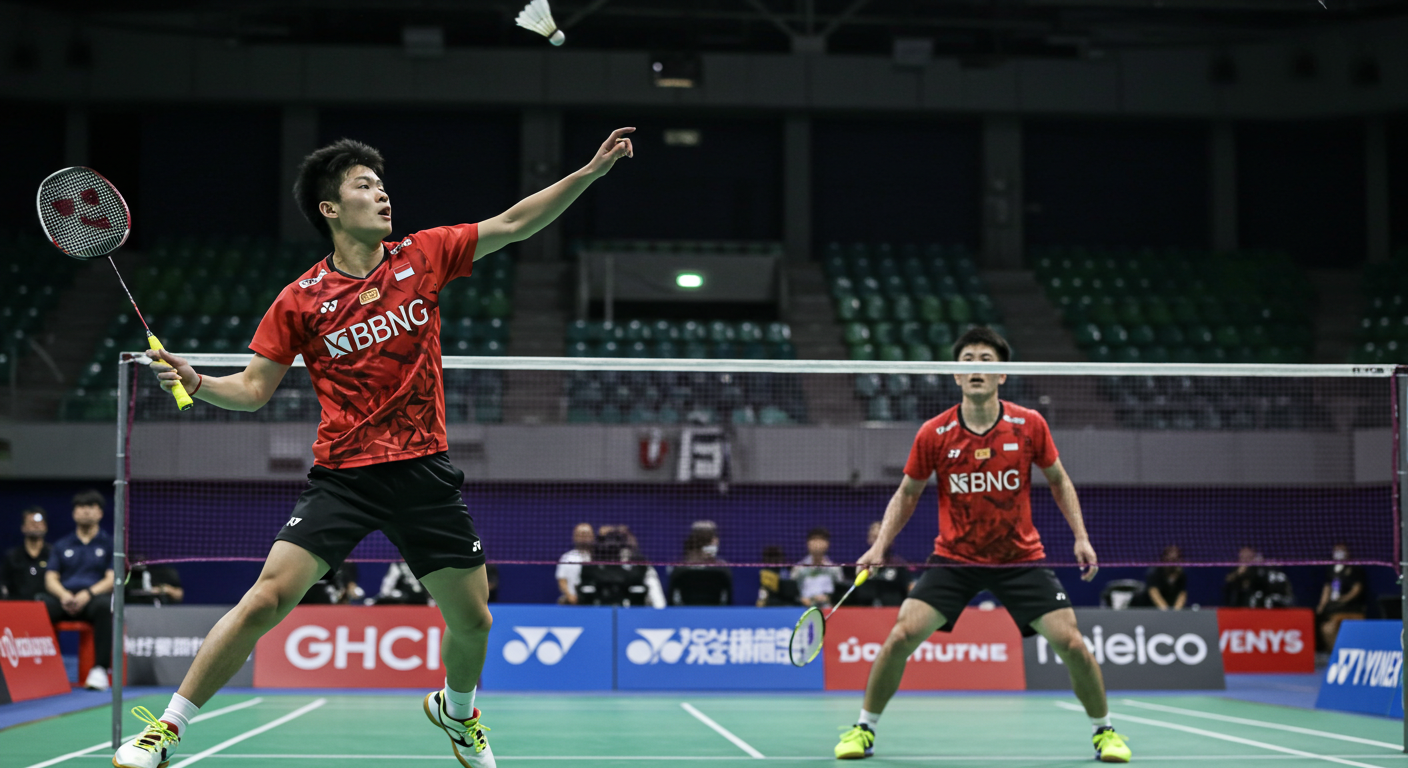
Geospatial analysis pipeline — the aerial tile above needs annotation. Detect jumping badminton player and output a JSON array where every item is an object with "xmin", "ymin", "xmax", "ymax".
[
  {"xmin": 114, "ymin": 128, "xmax": 636, "ymax": 768},
  {"xmin": 834, "ymin": 327, "xmax": 1132, "ymax": 763}
]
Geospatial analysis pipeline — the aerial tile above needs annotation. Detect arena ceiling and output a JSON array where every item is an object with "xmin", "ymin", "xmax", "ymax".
[{"xmin": 12, "ymin": 0, "xmax": 1408, "ymax": 60}]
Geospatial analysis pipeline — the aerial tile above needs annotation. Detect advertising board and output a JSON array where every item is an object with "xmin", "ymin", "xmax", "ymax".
[
  {"xmin": 1315, "ymin": 620, "xmax": 1403, "ymax": 717},
  {"xmin": 616, "ymin": 607, "xmax": 823, "ymax": 690},
  {"xmin": 126, "ymin": 605, "xmax": 253, "ymax": 686},
  {"xmin": 823, "ymin": 606, "xmax": 1025, "ymax": 691},
  {"xmin": 1023, "ymin": 608, "xmax": 1224, "ymax": 690},
  {"xmin": 1216, "ymin": 608, "xmax": 1314, "ymax": 674},
  {"xmin": 480, "ymin": 605, "xmax": 613, "ymax": 690},
  {"xmin": 0, "ymin": 601, "xmax": 70, "ymax": 703},
  {"xmin": 254, "ymin": 605, "xmax": 446, "ymax": 688}
]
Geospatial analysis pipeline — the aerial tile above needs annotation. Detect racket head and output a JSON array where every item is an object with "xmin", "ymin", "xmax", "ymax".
[
  {"xmin": 36, "ymin": 166, "xmax": 131, "ymax": 260},
  {"xmin": 788, "ymin": 606, "xmax": 827, "ymax": 667}
]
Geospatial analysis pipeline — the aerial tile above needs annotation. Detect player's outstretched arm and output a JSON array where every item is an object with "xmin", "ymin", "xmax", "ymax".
[
  {"xmin": 1041, "ymin": 459, "xmax": 1098, "ymax": 581},
  {"xmin": 858, "ymin": 475, "xmax": 927, "ymax": 571},
  {"xmin": 146, "ymin": 349, "xmax": 291, "ymax": 413},
  {"xmin": 474, "ymin": 127, "xmax": 635, "ymax": 259}
]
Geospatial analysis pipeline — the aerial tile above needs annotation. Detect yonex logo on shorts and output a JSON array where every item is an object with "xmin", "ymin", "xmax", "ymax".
[
  {"xmin": 286, "ymin": 517, "xmax": 302, "ymax": 526},
  {"xmin": 324, "ymin": 299, "xmax": 430, "ymax": 359}
]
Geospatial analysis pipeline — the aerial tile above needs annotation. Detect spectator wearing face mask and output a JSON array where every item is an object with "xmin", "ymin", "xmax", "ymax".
[
  {"xmin": 2, "ymin": 507, "xmax": 51, "ymax": 601},
  {"xmin": 669, "ymin": 520, "xmax": 733, "ymax": 606},
  {"xmin": 1316, "ymin": 543, "xmax": 1367, "ymax": 651}
]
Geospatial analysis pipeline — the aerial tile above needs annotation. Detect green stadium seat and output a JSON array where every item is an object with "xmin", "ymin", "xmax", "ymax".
[
  {"xmin": 835, "ymin": 296, "xmax": 860, "ymax": 322},
  {"xmin": 862, "ymin": 295, "xmax": 888, "ymax": 322},
  {"xmin": 1112, "ymin": 345, "xmax": 1140, "ymax": 363},
  {"xmin": 850, "ymin": 343, "xmax": 875, "ymax": 360},
  {"xmin": 1230, "ymin": 346, "xmax": 1256, "ymax": 364},
  {"xmin": 1256, "ymin": 346, "xmax": 1286, "ymax": 364},
  {"xmin": 1171, "ymin": 297, "xmax": 1199, "ymax": 324},
  {"xmin": 947, "ymin": 296, "xmax": 971, "ymax": 324},
  {"xmin": 626, "ymin": 341, "xmax": 649, "ymax": 358},
  {"xmin": 890, "ymin": 295, "xmax": 915, "ymax": 322},
  {"xmin": 483, "ymin": 291, "xmax": 512, "ymax": 319},
  {"xmin": 855, "ymin": 374, "xmax": 881, "ymax": 398},
  {"xmin": 1090, "ymin": 297, "xmax": 1119, "ymax": 326},
  {"xmin": 1200, "ymin": 346, "xmax": 1229, "ymax": 363},
  {"xmin": 907, "ymin": 344, "xmax": 934, "ymax": 362},
  {"xmin": 1118, "ymin": 299, "xmax": 1145, "ymax": 326},
  {"xmin": 1088, "ymin": 345, "xmax": 1112, "ymax": 363},
  {"xmin": 1243, "ymin": 325, "xmax": 1269, "ymax": 348},
  {"xmin": 831, "ymin": 277, "xmax": 854, "ymax": 298},
  {"xmin": 909, "ymin": 275, "xmax": 934, "ymax": 296},
  {"xmin": 1171, "ymin": 346, "xmax": 1200, "ymax": 363},
  {"xmin": 1103, "ymin": 324, "xmax": 1129, "ymax": 345},
  {"xmin": 654, "ymin": 340, "xmax": 678, "ymax": 358},
  {"xmin": 1073, "ymin": 323, "xmax": 1102, "ymax": 348},
  {"xmin": 843, "ymin": 323, "xmax": 870, "ymax": 346},
  {"xmin": 1214, "ymin": 325, "xmax": 1241, "ymax": 347},
  {"xmin": 1129, "ymin": 324, "xmax": 1156, "ymax": 346},
  {"xmin": 684, "ymin": 342, "xmax": 709, "ymax": 359},
  {"xmin": 871, "ymin": 322, "xmax": 897, "ymax": 346},
  {"xmin": 899, "ymin": 322, "xmax": 925, "ymax": 346},
  {"xmin": 710, "ymin": 342, "xmax": 737, "ymax": 358},
  {"xmin": 1142, "ymin": 345, "xmax": 1170, "ymax": 363},
  {"xmin": 1185, "ymin": 324, "xmax": 1214, "ymax": 347},
  {"xmin": 882, "ymin": 275, "xmax": 907, "ymax": 296},
  {"xmin": 1199, "ymin": 299, "xmax": 1227, "ymax": 325},
  {"xmin": 918, "ymin": 295, "xmax": 944, "ymax": 323},
  {"xmin": 567, "ymin": 341, "xmax": 590, "ymax": 357},
  {"xmin": 567, "ymin": 320, "xmax": 591, "ymax": 343},
  {"xmin": 879, "ymin": 344, "xmax": 905, "ymax": 362},
  {"xmin": 772, "ymin": 341, "xmax": 796, "ymax": 359},
  {"xmin": 1156, "ymin": 324, "xmax": 1185, "ymax": 347},
  {"xmin": 971, "ymin": 295, "xmax": 998, "ymax": 324},
  {"xmin": 867, "ymin": 396, "xmax": 894, "ymax": 422},
  {"xmin": 927, "ymin": 323, "xmax": 955, "ymax": 349},
  {"xmin": 765, "ymin": 322, "xmax": 790, "ymax": 343}
]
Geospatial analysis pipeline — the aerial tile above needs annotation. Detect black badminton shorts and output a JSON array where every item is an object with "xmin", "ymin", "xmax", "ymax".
[
  {"xmin": 275, "ymin": 451, "xmax": 485, "ymax": 580},
  {"xmin": 908, "ymin": 555, "xmax": 1072, "ymax": 638}
]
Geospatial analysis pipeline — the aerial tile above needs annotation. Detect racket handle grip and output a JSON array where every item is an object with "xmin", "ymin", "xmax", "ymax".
[{"xmin": 147, "ymin": 336, "xmax": 194, "ymax": 411}]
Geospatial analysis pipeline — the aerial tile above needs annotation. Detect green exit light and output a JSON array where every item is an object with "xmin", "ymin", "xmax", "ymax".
[{"xmin": 676, "ymin": 273, "xmax": 704, "ymax": 289}]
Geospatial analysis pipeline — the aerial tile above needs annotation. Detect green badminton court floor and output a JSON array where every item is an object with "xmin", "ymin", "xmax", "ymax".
[{"xmin": 8, "ymin": 692, "xmax": 1405, "ymax": 768}]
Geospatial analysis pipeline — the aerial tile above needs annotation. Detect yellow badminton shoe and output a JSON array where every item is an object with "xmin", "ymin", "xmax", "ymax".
[
  {"xmin": 834, "ymin": 723, "xmax": 875, "ymax": 759},
  {"xmin": 1093, "ymin": 727, "xmax": 1131, "ymax": 763},
  {"xmin": 113, "ymin": 707, "xmax": 180, "ymax": 768},
  {"xmin": 424, "ymin": 691, "xmax": 496, "ymax": 768}
]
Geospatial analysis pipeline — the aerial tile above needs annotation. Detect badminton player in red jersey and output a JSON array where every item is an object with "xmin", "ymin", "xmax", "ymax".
[
  {"xmin": 116, "ymin": 129, "xmax": 636, "ymax": 768},
  {"xmin": 834, "ymin": 327, "xmax": 1131, "ymax": 764}
]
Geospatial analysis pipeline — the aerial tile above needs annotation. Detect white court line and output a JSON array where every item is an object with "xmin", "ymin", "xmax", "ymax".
[
  {"xmin": 21, "ymin": 697, "xmax": 265, "ymax": 768},
  {"xmin": 1119, "ymin": 699, "xmax": 1403, "ymax": 751},
  {"xmin": 680, "ymin": 702, "xmax": 765, "ymax": 759},
  {"xmin": 67, "ymin": 754, "xmax": 1408, "ymax": 762},
  {"xmin": 1056, "ymin": 702, "xmax": 1388, "ymax": 768},
  {"xmin": 172, "ymin": 698, "xmax": 326, "ymax": 767}
]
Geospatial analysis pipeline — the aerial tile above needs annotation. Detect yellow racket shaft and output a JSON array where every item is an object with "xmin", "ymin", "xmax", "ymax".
[
  {"xmin": 147, "ymin": 334, "xmax": 193, "ymax": 411},
  {"xmin": 825, "ymin": 568, "xmax": 870, "ymax": 619}
]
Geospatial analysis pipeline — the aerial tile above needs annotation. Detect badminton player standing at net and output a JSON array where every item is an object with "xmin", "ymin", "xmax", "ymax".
[
  {"xmin": 834, "ymin": 327, "xmax": 1132, "ymax": 764},
  {"xmin": 115, "ymin": 129, "xmax": 635, "ymax": 768}
]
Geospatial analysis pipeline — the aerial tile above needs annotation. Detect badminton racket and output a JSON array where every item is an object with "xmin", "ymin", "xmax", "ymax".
[
  {"xmin": 35, "ymin": 166, "xmax": 193, "ymax": 411},
  {"xmin": 788, "ymin": 568, "xmax": 870, "ymax": 667}
]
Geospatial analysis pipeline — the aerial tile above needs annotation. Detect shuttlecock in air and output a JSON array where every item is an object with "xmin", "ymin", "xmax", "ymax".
[{"xmin": 516, "ymin": 0, "xmax": 564, "ymax": 46}]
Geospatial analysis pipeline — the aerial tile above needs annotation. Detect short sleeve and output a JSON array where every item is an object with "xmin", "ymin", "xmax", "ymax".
[
  {"xmin": 1031, "ymin": 412, "xmax": 1059, "ymax": 469},
  {"xmin": 414, "ymin": 224, "xmax": 479, "ymax": 282},
  {"xmin": 903, "ymin": 425, "xmax": 935, "ymax": 481},
  {"xmin": 250, "ymin": 287, "xmax": 303, "ymax": 365}
]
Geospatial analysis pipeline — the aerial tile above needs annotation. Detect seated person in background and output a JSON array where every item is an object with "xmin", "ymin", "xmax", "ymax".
[
  {"xmin": 300, "ymin": 562, "xmax": 362, "ymax": 605},
  {"xmin": 757, "ymin": 546, "xmax": 800, "ymax": 607},
  {"xmin": 486, "ymin": 562, "xmax": 499, "ymax": 603},
  {"xmin": 850, "ymin": 520, "xmax": 911, "ymax": 606},
  {"xmin": 556, "ymin": 522, "xmax": 595, "ymax": 604},
  {"xmin": 792, "ymin": 527, "xmax": 844, "ymax": 608},
  {"xmin": 1223, "ymin": 546, "xmax": 1294, "ymax": 608},
  {"xmin": 44, "ymin": 490, "xmax": 115, "ymax": 691},
  {"xmin": 2, "ymin": 507, "xmax": 51, "ymax": 601},
  {"xmin": 374, "ymin": 559, "xmax": 432, "ymax": 605},
  {"xmin": 1134, "ymin": 545, "xmax": 1186, "ymax": 610},
  {"xmin": 126, "ymin": 557, "xmax": 184, "ymax": 606},
  {"xmin": 578, "ymin": 527, "xmax": 665, "ymax": 607},
  {"xmin": 1316, "ymin": 543, "xmax": 1367, "ymax": 651},
  {"xmin": 670, "ymin": 520, "xmax": 733, "ymax": 605}
]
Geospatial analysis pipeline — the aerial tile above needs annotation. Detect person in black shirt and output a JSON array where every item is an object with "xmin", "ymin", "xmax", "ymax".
[
  {"xmin": 1316, "ymin": 543, "xmax": 1368, "ymax": 651},
  {"xmin": 126, "ymin": 559, "xmax": 185, "ymax": 606},
  {"xmin": 2, "ymin": 507, "xmax": 51, "ymax": 601},
  {"xmin": 1138, "ymin": 545, "xmax": 1187, "ymax": 610},
  {"xmin": 1223, "ymin": 546, "xmax": 1293, "ymax": 608}
]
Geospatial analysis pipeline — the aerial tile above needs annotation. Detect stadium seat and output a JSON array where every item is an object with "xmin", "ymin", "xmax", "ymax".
[
  {"xmin": 927, "ymin": 323, "xmax": 955, "ymax": 349},
  {"xmin": 918, "ymin": 295, "xmax": 944, "ymax": 323}
]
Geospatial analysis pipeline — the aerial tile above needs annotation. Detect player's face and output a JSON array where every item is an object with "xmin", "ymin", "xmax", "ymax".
[
  {"xmin": 72, "ymin": 503, "xmax": 103, "ymax": 527},
  {"xmin": 573, "ymin": 524, "xmax": 595, "ymax": 548},
  {"xmin": 953, "ymin": 344, "xmax": 1007, "ymax": 400},
  {"xmin": 327, "ymin": 165, "xmax": 392, "ymax": 240},
  {"xmin": 21, "ymin": 514, "xmax": 46, "ymax": 538},
  {"xmin": 807, "ymin": 536, "xmax": 829, "ymax": 558}
]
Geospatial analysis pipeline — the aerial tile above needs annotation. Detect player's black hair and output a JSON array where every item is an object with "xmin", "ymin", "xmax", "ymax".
[
  {"xmin": 806, "ymin": 527, "xmax": 830, "ymax": 542},
  {"xmin": 294, "ymin": 138, "xmax": 386, "ymax": 240},
  {"xmin": 952, "ymin": 326, "xmax": 1011, "ymax": 362},
  {"xmin": 72, "ymin": 489, "xmax": 105, "ymax": 511}
]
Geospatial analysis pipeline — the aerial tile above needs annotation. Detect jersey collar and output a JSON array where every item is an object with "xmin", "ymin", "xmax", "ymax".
[
  {"xmin": 325, "ymin": 245, "xmax": 389, "ymax": 281},
  {"xmin": 957, "ymin": 400, "xmax": 1005, "ymax": 437}
]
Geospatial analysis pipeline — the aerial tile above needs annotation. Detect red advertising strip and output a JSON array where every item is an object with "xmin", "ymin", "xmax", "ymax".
[
  {"xmin": 0, "ymin": 602, "xmax": 72, "ymax": 703},
  {"xmin": 824, "ymin": 606, "xmax": 1025, "ymax": 691},
  {"xmin": 1217, "ymin": 608, "xmax": 1314, "ymax": 673},
  {"xmin": 255, "ymin": 605, "xmax": 446, "ymax": 688}
]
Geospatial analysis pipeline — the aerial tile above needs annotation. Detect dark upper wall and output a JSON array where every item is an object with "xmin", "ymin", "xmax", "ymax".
[
  {"xmin": 559, "ymin": 115, "xmax": 782, "ymax": 241},
  {"xmin": 0, "ymin": 103, "xmax": 64, "ymax": 234},
  {"xmin": 318, "ymin": 110, "xmax": 520, "ymax": 241},
  {"xmin": 811, "ymin": 118, "xmax": 981, "ymax": 248},
  {"xmin": 1238, "ymin": 120, "xmax": 1366, "ymax": 268},
  {"xmin": 1024, "ymin": 120, "xmax": 1210, "ymax": 252},
  {"xmin": 1391, "ymin": 118, "xmax": 1408, "ymax": 255}
]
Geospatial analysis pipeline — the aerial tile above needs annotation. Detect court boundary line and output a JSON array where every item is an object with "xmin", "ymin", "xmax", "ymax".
[
  {"xmin": 1056, "ymin": 702, "xmax": 1388, "ymax": 768},
  {"xmin": 62, "ymin": 753, "xmax": 1408, "ymax": 762},
  {"xmin": 21, "ymin": 697, "xmax": 266, "ymax": 768},
  {"xmin": 680, "ymin": 702, "xmax": 765, "ymax": 759},
  {"xmin": 1119, "ymin": 699, "xmax": 1403, "ymax": 751},
  {"xmin": 173, "ymin": 699, "xmax": 326, "ymax": 767}
]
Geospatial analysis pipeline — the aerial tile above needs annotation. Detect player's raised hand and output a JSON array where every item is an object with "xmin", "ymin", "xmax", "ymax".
[
  {"xmin": 585, "ymin": 127, "xmax": 635, "ymax": 177},
  {"xmin": 145, "ymin": 348, "xmax": 198, "ymax": 394},
  {"xmin": 1074, "ymin": 537, "xmax": 1099, "ymax": 581}
]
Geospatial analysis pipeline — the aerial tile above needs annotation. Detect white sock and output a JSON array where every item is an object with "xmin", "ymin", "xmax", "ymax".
[
  {"xmin": 161, "ymin": 693, "xmax": 200, "ymax": 736},
  {"xmin": 1091, "ymin": 715, "xmax": 1112, "ymax": 732},
  {"xmin": 858, "ymin": 709, "xmax": 881, "ymax": 729},
  {"xmin": 443, "ymin": 681, "xmax": 476, "ymax": 721}
]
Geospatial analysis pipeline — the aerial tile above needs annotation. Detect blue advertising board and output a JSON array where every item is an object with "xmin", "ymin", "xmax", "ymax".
[
  {"xmin": 480, "ymin": 605, "xmax": 614, "ymax": 691},
  {"xmin": 1315, "ymin": 620, "xmax": 1403, "ymax": 718},
  {"xmin": 615, "ymin": 607, "xmax": 823, "ymax": 690}
]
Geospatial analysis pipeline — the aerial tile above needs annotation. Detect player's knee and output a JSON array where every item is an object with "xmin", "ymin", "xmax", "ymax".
[
  {"xmin": 884, "ymin": 623, "xmax": 926, "ymax": 654},
  {"xmin": 1049, "ymin": 631, "xmax": 1089, "ymax": 661},
  {"xmin": 447, "ymin": 605, "xmax": 492, "ymax": 638}
]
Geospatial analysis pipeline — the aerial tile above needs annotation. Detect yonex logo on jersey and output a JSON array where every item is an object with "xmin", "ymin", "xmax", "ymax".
[
  {"xmin": 948, "ymin": 469, "xmax": 1020, "ymax": 495},
  {"xmin": 323, "ymin": 299, "xmax": 431, "ymax": 359},
  {"xmin": 936, "ymin": 421, "xmax": 958, "ymax": 435},
  {"xmin": 947, "ymin": 449, "xmax": 961, "ymax": 459},
  {"xmin": 1002, "ymin": 414, "xmax": 1026, "ymax": 424},
  {"xmin": 320, "ymin": 301, "xmax": 337, "ymax": 314},
  {"xmin": 389, "ymin": 237, "xmax": 413, "ymax": 255},
  {"xmin": 299, "ymin": 268, "xmax": 328, "ymax": 289},
  {"xmin": 359, "ymin": 287, "xmax": 381, "ymax": 305}
]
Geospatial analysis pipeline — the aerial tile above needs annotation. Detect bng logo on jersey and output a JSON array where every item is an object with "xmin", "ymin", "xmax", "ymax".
[
  {"xmin": 324, "ymin": 299, "xmax": 430, "ymax": 359},
  {"xmin": 948, "ymin": 469, "xmax": 1021, "ymax": 494}
]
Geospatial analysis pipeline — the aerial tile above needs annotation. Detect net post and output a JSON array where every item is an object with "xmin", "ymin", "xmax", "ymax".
[
  {"xmin": 111, "ymin": 354, "xmax": 131, "ymax": 750},
  {"xmin": 1396, "ymin": 369, "xmax": 1406, "ymax": 748}
]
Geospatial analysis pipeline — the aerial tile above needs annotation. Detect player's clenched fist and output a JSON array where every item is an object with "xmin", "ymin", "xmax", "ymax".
[
  {"xmin": 145, "ymin": 349, "xmax": 198, "ymax": 393},
  {"xmin": 585, "ymin": 127, "xmax": 635, "ymax": 178}
]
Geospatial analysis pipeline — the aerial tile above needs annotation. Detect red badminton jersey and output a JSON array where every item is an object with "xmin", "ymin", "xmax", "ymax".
[
  {"xmin": 903, "ymin": 401, "xmax": 1059, "ymax": 564},
  {"xmin": 250, "ymin": 224, "xmax": 478, "ymax": 469}
]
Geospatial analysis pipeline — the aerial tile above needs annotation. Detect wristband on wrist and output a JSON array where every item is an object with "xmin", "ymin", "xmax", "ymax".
[{"xmin": 190, "ymin": 374, "xmax": 203, "ymax": 395}]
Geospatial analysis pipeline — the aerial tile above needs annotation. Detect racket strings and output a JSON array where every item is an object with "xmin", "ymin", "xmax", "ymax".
[{"xmin": 36, "ymin": 168, "xmax": 129, "ymax": 259}]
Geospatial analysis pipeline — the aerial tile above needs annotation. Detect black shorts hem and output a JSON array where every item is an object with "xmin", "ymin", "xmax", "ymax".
[
  {"xmin": 405, "ymin": 552, "xmax": 488, "ymax": 581},
  {"xmin": 909, "ymin": 556, "xmax": 1072, "ymax": 638}
]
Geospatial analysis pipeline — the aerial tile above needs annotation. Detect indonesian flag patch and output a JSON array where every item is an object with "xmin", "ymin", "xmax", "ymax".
[{"xmin": 394, "ymin": 264, "xmax": 415, "ymax": 281}]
